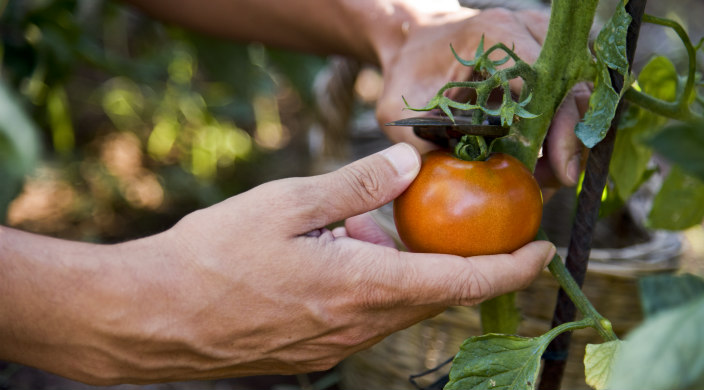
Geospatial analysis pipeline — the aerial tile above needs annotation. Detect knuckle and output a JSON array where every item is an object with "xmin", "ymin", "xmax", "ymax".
[
  {"xmin": 451, "ymin": 265, "xmax": 495, "ymax": 306},
  {"xmin": 341, "ymin": 164, "xmax": 385, "ymax": 206},
  {"xmin": 351, "ymin": 250, "xmax": 406, "ymax": 309},
  {"xmin": 309, "ymin": 357, "xmax": 340, "ymax": 373},
  {"xmin": 272, "ymin": 178, "xmax": 317, "ymax": 211},
  {"xmin": 519, "ymin": 9, "xmax": 549, "ymax": 24},
  {"xmin": 571, "ymin": 83, "xmax": 592, "ymax": 100},
  {"xmin": 482, "ymin": 8, "xmax": 518, "ymax": 25},
  {"xmin": 337, "ymin": 328, "xmax": 373, "ymax": 349}
]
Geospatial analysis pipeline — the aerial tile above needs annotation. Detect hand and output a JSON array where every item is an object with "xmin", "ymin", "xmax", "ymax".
[
  {"xmin": 375, "ymin": 7, "xmax": 588, "ymax": 189},
  {"xmin": 95, "ymin": 143, "xmax": 554, "ymax": 384}
]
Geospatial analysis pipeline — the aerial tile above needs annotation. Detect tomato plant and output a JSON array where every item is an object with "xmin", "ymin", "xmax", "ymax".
[
  {"xmin": 394, "ymin": 150, "xmax": 542, "ymax": 257},
  {"xmin": 403, "ymin": 0, "xmax": 704, "ymax": 389}
]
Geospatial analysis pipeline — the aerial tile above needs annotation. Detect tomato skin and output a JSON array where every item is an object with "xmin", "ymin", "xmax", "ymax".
[{"xmin": 393, "ymin": 150, "xmax": 543, "ymax": 257}]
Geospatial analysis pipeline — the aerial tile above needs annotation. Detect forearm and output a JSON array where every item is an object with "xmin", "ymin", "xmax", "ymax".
[
  {"xmin": 121, "ymin": 0, "xmax": 464, "ymax": 66},
  {"xmin": 0, "ymin": 226, "xmax": 172, "ymax": 384}
]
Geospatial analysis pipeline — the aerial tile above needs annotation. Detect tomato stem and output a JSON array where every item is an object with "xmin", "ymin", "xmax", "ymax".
[
  {"xmin": 454, "ymin": 135, "xmax": 488, "ymax": 161},
  {"xmin": 480, "ymin": 293, "xmax": 520, "ymax": 334},
  {"xmin": 537, "ymin": 230, "xmax": 618, "ymax": 342}
]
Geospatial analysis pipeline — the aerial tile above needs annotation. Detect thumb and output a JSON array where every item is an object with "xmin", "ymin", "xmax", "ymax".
[
  {"xmin": 397, "ymin": 241, "xmax": 556, "ymax": 307},
  {"xmin": 297, "ymin": 143, "xmax": 420, "ymax": 233}
]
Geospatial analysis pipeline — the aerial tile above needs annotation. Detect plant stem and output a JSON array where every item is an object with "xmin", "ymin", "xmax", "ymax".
[
  {"xmin": 643, "ymin": 14, "xmax": 697, "ymax": 111},
  {"xmin": 622, "ymin": 14, "xmax": 701, "ymax": 122},
  {"xmin": 480, "ymin": 293, "xmax": 520, "ymax": 334},
  {"xmin": 622, "ymin": 14, "xmax": 702, "ymax": 123},
  {"xmin": 539, "ymin": 1, "xmax": 646, "ymax": 388},
  {"xmin": 493, "ymin": 0, "xmax": 600, "ymax": 170},
  {"xmin": 542, "ymin": 317, "xmax": 595, "ymax": 341},
  {"xmin": 480, "ymin": 0, "xmax": 600, "ymax": 342},
  {"xmin": 544, "ymin": 249, "xmax": 617, "ymax": 341}
]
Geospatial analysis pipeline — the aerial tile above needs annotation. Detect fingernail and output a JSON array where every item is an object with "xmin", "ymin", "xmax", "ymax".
[
  {"xmin": 566, "ymin": 155, "xmax": 580, "ymax": 185},
  {"xmin": 380, "ymin": 143, "xmax": 420, "ymax": 179},
  {"xmin": 545, "ymin": 244, "xmax": 557, "ymax": 266}
]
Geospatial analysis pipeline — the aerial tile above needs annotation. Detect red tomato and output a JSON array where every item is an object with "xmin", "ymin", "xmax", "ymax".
[{"xmin": 393, "ymin": 150, "xmax": 543, "ymax": 257}]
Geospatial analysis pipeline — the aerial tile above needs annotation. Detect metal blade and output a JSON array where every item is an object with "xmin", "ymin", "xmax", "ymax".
[{"xmin": 385, "ymin": 116, "xmax": 508, "ymax": 146}]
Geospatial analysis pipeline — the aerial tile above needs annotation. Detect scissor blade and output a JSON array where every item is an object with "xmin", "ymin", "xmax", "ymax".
[{"xmin": 386, "ymin": 116, "xmax": 508, "ymax": 145}]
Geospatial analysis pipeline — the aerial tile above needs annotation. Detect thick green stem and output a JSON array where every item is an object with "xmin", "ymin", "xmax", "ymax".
[
  {"xmin": 480, "ymin": 293, "xmax": 520, "ymax": 334},
  {"xmin": 493, "ymin": 0, "xmax": 600, "ymax": 171},
  {"xmin": 479, "ymin": 0, "xmax": 601, "ymax": 339}
]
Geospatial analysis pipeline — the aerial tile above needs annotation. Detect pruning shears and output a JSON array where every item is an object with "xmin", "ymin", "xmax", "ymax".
[{"xmin": 385, "ymin": 116, "xmax": 508, "ymax": 147}]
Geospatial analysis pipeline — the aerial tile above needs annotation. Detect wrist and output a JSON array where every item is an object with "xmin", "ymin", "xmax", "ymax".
[
  {"xmin": 0, "ymin": 225, "xmax": 187, "ymax": 384},
  {"xmin": 90, "ymin": 230, "xmax": 194, "ymax": 383},
  {"xmin": 0, "ymin": 228, "xmax": 133, "ymax": 383}
]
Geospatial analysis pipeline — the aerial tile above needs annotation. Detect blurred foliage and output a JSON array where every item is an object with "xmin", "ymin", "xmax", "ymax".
[
  {"xmin": 0, "ymin": 0, "xmax": 325, "ymax": 241},
  {"xmin": 606, "ymin": 53, "xmax": 704, "ymax": 230},
  {"xmin": 0, "ymin": 77, "xmax": 41, "ymax": 223}
]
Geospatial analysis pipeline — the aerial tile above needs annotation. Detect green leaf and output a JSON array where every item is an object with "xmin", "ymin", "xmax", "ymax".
[
  {"xmin": 585, "ymin": 341, "xmax": 623, "ymax": 390},
  {"xmin": 647, "ymin": 165, "xmax": 704, "ymax": 230},
  {"xmin": 608, "ymin": 295, "xmax": 704, "ymax": 390},
  {"xmin": 46, "ymin": 85, "xmax": 75, "ymax": 154},
  {"xmin": 444, "ymin": 320, "xmax": 591, "ymax": 390},
  {"xmin": 609, "ymin": 126, "xmax": 652, "ymax": 201},
  {"xmin": 445, "ymin": 334, "xmax": 545, "ymax": 390},
  {"xmin": 593, "ymin": 0, "xmax": 631, "ymax": 78},
  {"xmin": 575, "ymin": 65, "xmax": 621, "ymax": 148},
  {"xmin": 575, "ymin": 0, "xmax": 631, "ymax": 148},
  {"xmin": 0, "ymin": 78, "xmax": 42, "ymax": 222},
  {"xmin": 647, "ymin": 121, "xmax": 704, "ymax": 183},
  {"xmin": 639, "ymin": 273, "xmax": 704, "ymax": 318},
  {"xmin": 638, "ymin": 56, "xmax": 678, "ymax": 102},
  {"xmin": 609, "ymin": 56, "xmax": 677, "ymax": 200}
]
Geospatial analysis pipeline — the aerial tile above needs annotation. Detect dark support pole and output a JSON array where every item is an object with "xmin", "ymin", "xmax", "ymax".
[{"xmin": 537, "ymin": 1, "xmax": 647, "ymax": 389}]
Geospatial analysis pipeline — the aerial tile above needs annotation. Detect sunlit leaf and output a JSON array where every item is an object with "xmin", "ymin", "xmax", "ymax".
[
  {"xmin": 608, "ymin": 295, "xmax": 704, "ymax": 390},
  {"xmin": 609, "ymin": 56, "xmax": 676, "ymax": 200},
  {"xmin": 638, "ymin": 56, "xmax": 678, "ymax": 102},
  {"xmin": 584, "ymin": 341, "xmax": 622, "ymax": 390},
  {"xmin": 46, "ymin": 85, "xmax": 75, "ymax": 154},
  {"xmin": 647, "ymin": 165, "xmax": 704, "ymax": 230},
  {"xmin": 609, "ymin": 125, "xmax": 652, "ymax": 201}
]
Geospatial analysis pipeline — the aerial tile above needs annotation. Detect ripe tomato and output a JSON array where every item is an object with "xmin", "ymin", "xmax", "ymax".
[{"xmin": 393, "ymin": 150, "xmax": 542, "ymax": 257}]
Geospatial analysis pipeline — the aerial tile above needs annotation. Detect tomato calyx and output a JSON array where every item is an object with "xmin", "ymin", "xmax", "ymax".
[{"xmin": 454, "ymin": 135, "xmax": 488, "ymax": 162}]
